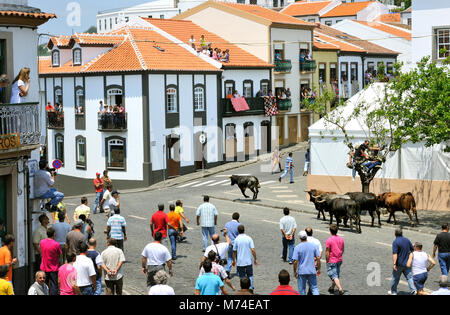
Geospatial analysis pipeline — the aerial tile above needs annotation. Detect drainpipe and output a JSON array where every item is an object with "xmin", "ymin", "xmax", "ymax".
[
  {"xmin": 23, "ymin": 157, "xmax": 33, "ymax": 291},
  {"xmin": 361, "ymin": 54, "xmax": 366, "ymax": 88}
]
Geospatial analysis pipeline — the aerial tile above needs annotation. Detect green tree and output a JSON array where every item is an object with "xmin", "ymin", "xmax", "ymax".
[
  {"xmin": 38, "ymin": 43, "xmax": 50, "ymax": 56},
  {"xmin": 303, "ymin": 56, "xmax": 450, "ymax": 194},
  {"xmin": 84, "ymin": 26, "xmax": 97, "ymax": 34}
]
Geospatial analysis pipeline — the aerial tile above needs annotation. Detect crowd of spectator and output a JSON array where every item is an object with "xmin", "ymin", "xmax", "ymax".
[{"xmin": 190, "ymin": 34, "xmax": 230, "ymax": 63}]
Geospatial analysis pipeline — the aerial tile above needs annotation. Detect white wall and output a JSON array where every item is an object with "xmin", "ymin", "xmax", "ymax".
[
  {"xmin": 321, "ymin": 15, "xmax": 356, "ymax": 26},
  {"xmin": 412, "ymin": 0, "xmax": 450, "ymax": 65},
  {"xmin": 222, "ymin": 69, "xmax": 270, "ymax": 98}
]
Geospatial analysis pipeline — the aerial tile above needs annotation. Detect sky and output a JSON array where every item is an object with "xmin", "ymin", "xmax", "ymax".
[{"xmin": 30, "ymin": 0, "xmax": 152, "ymax": 42}]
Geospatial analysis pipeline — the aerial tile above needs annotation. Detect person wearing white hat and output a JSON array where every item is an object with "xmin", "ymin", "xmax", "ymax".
[{"xmin": 292, "ymin": 230, "xmax": 321, "ymax": 295}]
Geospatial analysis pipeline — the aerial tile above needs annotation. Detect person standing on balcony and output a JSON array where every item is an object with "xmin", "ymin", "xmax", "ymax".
[{"xmin": 10, "ymin": 67, "xmax": 30, "ymax": 103}]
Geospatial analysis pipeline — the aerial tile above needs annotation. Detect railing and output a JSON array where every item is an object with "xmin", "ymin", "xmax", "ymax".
[
  {"xmin": 98, "ymin": 112, "xmax": 127, "ymax": 131},
  {"xmin": 274, "ymin": 60, "xmax": 292, "ymax": 73},
  {"xmin": 47, "ymin": 111, "xmax": 64, "ymax": 129},
  {"xmin": 0, "ymin": 102, "xmax": 40, "ymax": 149},
  {"xmin": 300, "ymin": 60, "xmax": 317, "ymax": 72},
  {"xmin": 75, "ymin": 113, "xmax": 85, "ymax": 130},
  {"xmin": 221, "ymin": 97, "xmax": 265, "ymax": 116},
  {"xmin": 277, "ymin": 99, "xmax": 292, "ymax": 111}
]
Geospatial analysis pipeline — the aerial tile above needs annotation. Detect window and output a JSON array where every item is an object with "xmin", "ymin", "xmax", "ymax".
[
  {"xmin": 350, "ymin": 62, "xmax": 358, "ymax": 82},
  {"xmin": 55, "ymin": 134, "xmax": 64, "ymax": 164},
  {"xmin": 54, "ymin": 87, "xmax": 62, "ymax": 106},
  {"xmin": 340, "ymin": 62, "xmax": 348, "ymax": 83},
  {"xmin": 319, "ymin": 63, "xmax": 326, "ymax": 84},
  {"xmin": 243, "ymin": 80, "xmax": 253, "ymax": 98},
  {"xmin": 224, "ymin": 81, "xmax": 235, "ymax": 98},
  {"xmin": 160, "ymin": 15, "xmax": 164, "ymax": 19},
  {"xmin": 308, "ymin": 19, "xmax": 316, "ymax": 23},
  {"xmin": 260, "ymin": 80, "xmax": 270, "ymax": 96},
  {"xmin": 407, "ymin": 18, "xmax": 411, "ymax": 26},
  {"xmin": 104, "ymin": 19, "xmax": 107, "ymax": 30},
  {"xmin": 387, "ymin": 62, "xmax": 394, "ymax": 75},
  {"xmin": 75, "ymin": 88, "xmax": 84, "ymax": 114},
  {"xmin": 110, "ymin": 18, "xmax": 112, "ymax": 29},
  {"xmin": 106, "ymin": 137, "xmax": 126, "ymax": 170},
  {"xmin": 194, "ymin": 86, "xmax": 205, "ymax": 111},
  {"xmin": 330, "ymin": 63, "xmax": 337, "ymax": 82},
  {"xmin": 98, "ymin": 20, "xmax": 102, "ymax": 31},
  {"xmin": 367, "ymin": 62, "xmax": 375, "ymax": 75},
  {"xmin": 115, "ymin": 17, "xmax": 118, "ymax": 24},
  {"xmin": 250, "ymin": 0, "xmax": 257, "ymax": 4},
  {"xmin": 73, "ymin": 48, "xmax": 82, "ymax": 65},
  {"xmin": 76, "ymin": 136, "xmax": 86, "ymax": 169},
  {"xmin": 52, "ymin": 50, "xmax": 60, "ymax": 67},
  {"xmin": 125, "ymin": 17, "xmax": 129, "ymax": 22},
  {"xmin": 325, "ymin": 20, "xmax": 332, "ymax": 26},
  {"xmin": 107, "ymin": 87, "xmax": 123, "ymax": 107},
  {"xmin": 273, "ymin": 0, "xmax": 278, "ymax": 7},
  {"xmin": 166, "ymin": 86, "xmax": 178, "ymax": 113},
  {"xmin": 436, "ymin": 28, "xmax": 450, "ymax": 59}
]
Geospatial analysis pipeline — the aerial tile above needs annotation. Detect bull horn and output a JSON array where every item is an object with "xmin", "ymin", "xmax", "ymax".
[
  {"xmin": 315, "ymin": 199, "xmax": 326, "ymax": 203},
  {"xmin": 311, "ymin": 194, "xmax": 320, "ymax": 198},
  {"xmin": 228, "ymin": 176, "xmax": 232, "ymax": 179}
]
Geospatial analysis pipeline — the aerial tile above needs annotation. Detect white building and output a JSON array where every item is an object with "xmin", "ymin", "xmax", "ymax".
[
  {"xmin": 39, "ymin": 17, "xmax": 274, "ymax": 195},
  {"xmin": 400, "ymin": 6, "xmax": 411, "ymax": 26},
  {"xmin": 319, "ymin": 1, "xmax": 389, "ymax": 26},
  {"xmin": 332, "ymin": 19, "xmax": 412, "ymax": 70},
  {"xmin": 411, "ymin": 0, "xmax": 450, "ymax": 66},
  {"xmin": 0, "ymin": 0, "xmax": 55, "ymax": 294}
]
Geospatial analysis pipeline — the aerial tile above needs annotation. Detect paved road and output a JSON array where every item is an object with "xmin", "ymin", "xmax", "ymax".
[{"xmin": 60, "ymin": 149, "xmax": 446, "ymax": 295}]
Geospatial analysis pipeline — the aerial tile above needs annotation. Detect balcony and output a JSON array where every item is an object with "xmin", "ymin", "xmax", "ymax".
[
  {"xmin": 277, "ymin": 99, "xmax": 292, "ymax": 111},
  {"xmin": 47, "ymin": 111, "xmax": 64, "ymax": 129},
  {"xmin": 0, "ymin": 102, "xmax": 40, "ymax": 152},
  {"xmin": 274, "ymin": 60, "xmax": 292, "ymax": 73},
  {"xmin": 221, "ymin": 97, "xmax": 266, "ymax": 117},
  {"xmin": 75, "ymin": 113, "xmax": 85, "ymax": 130},
  {"xmin": 300, "ymin": 60, "xmax": 317, "ymax": 73},
  {"xmin": 98, "ymin": 112, "xmax": 127, "ymax": 131}
]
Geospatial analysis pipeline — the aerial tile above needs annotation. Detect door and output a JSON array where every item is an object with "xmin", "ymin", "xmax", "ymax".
[
  {"xmin": 194, "ymin": 132, "xmax": 206, "ymax": 170},
  {"xmin": 244, "ymin": 122, "xmax": 255, "ymax": 159},
  {"xmin": 225, "ymin": 124, "xmax": 237, "ymax": 161},
  {"xmin": 260, "ymin": 120, "xmax": 271, "ymax": 154},
  {"xmin": 276, "ymin": 116, "xmax": 284, "ymax": 147},
  {"xmin": 300, "ymin": 113, "xmax": 310, "ymax": 142},
  {"xmin": 288, "ymin": 116, "xmax": 298, "ymax": 145},
  {"xmin": 166, "ymin": 135, "xmax": 180, "ymax": 178}
]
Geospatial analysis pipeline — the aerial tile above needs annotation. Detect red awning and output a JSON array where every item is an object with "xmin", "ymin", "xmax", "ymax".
[{"xmin": 230, "ymin": 97, "xmax": 250, "ymax": 112}]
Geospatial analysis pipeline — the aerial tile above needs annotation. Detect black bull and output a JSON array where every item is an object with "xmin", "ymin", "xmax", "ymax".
[
  {"xmin": 345, "ymin": 192, "xmax": 381, "ymax": 227},
  {"xmin": 229, "ymin": 175, "xmax": 260, "ymax": 200},
  {"xmin": 316, "ymin": 194, "xmax": 362, "ymax": 233}
]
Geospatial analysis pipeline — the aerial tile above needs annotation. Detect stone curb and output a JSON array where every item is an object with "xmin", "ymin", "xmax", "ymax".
[
  {"xmin": 207, "ymin": 194, "xmax": 441, "ymax": 236},
  {"xmin": 65, "ymin": 142, "xmax": 309, "ymax": 199}
]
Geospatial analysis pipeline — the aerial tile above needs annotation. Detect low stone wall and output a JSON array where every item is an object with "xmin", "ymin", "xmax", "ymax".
[{"xmin": 306, "ymin": 175, "xmax": 450, "ymax": 211}]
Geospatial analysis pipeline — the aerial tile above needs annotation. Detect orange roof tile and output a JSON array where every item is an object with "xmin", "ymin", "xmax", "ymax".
[
  {"xmin": 314, "ymin": 31, "xmax": 365, "ymax": 53},
  {"xmin": 321, "ymin": 1, "xmax": 374, "ymax": 18},
  {"xmin": 144, "ymin": 18, "xmax": 272, "ymax": 68},
  {"xmin": 0, "ymin": 10, "xmax": 56, "ymax": 20},
  {"xmin": 217, "ymin": 2, "xmax": 314, "ymax": 27},
  {"xmin": 313, "ymin": 34, "xmax": 339, "ymax": 51},
  {"xmin": 376, "ymin": 13, "xmax": 401, "ymax": 23},
  {"xmin": 282, "ymin": 1, "xmax": 332, "ymax": 17},
  {"xmin": 39, "ymin": 26, "xmax": 222, "ymax": 74},
  {"xmin": 354, "ymin": 21, "xmax": 411, "ymax": 41}
]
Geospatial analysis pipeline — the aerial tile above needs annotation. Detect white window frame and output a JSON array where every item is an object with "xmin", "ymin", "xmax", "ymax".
[
  {"xmin": 55, "ymin": 134, "xmax": 64, "ymax": 163},
  {"xmin": 166, "ymin": 87, "xmax": 178, "ymax": 113},
  {"xmin": 107, "ymin": 88, "xmax": 123, "ymax": 107},
  {"xmin": 107, "ymin": 138, "xmax": 125, "ymax": 170},
  {"xmin": 243, "ymin": 82, "xmax": 252, "ymax": 98},
  {"xmin": 52, "ymin": 50, "xmax": 60, "ymax": 67},
  {"xmin": 194, "ymin": 86, "xmax": 205, "ymax": 112},
  {"xmin": 76, "ymin": 137, "xmax": 86, "ymax": 167},
  {"xmin": 55, "ymin": 87, "xmax": 62, "ymax": 105},
  {"xmin": 436, "ymin": 28, "xmax": 450, "ymax": 59},
  {"xmin": 73, "ymin": 49, "xmax": 82, "ymax": 66}
]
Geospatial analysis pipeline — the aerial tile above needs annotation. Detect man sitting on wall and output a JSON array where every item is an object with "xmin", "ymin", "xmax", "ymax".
[{"xmin": 34, "ymin": 159, "xmax": 64, "ymax": 212}]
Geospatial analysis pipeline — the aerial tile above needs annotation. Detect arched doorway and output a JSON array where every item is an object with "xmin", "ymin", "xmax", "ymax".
[
  {"xmin": 244, "ymin": 122, "xmax": 255, "ymax": 159},
  {"xmin": 166, "ymin": 134, "xmax": 180, "ymax": 178},
  {"xmin": 194, "ymin": 131, "xmax": 207, "ymax": 171},
  {"xmin": 225, "ymin": 123, "xmax": 237, "ymax": 162}
]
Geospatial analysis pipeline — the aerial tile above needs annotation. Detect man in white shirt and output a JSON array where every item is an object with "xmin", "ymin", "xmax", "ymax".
[
  {"xmin": 108, "ymin": 190, "xmax": 120, "ymax": 216},
  {"xmin": 101, "ymin": 238, "xmax": 126, "ymax": 295},
  {"xmin": 306, "ymin": 227, "xmax": 323, "ymax": 258},
  {"xmin": 34, "ymin": 160, "xmax": 64, "ymax": 212},
  {"xmin": 141, "ymin": 232, "xmax": 173, "ymax": 290},
  {"xmin": 73, "ymin": 242, "xmax": 97, "ymax": 295},
  {"xmin": 280, "ymin": 207, "xmax": 297, "ymax": 264},
  {"xmin": 27, "ymin": 271, "xmax": 49, "ymax": 295},
  {"xmin": 200, "ymin": 230, "xmax": 231, "ymax": 269},
  {"xmin": 99, "ymin": 185, "xmax": 113, "ymax": 217},
  {"xmin": 431, "ymin": 275, "xmax": 450, "ymax": 295}
]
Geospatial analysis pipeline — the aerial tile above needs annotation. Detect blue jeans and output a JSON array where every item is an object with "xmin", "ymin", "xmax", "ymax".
[
  {"xmin": 282, "ymin": 236, "xmax": 295, "ymax": 262},
  {"xmin": 201, "ymin": 226, "xmax": 215, "ymax": 251},
  {"xmin": 237, "ymin": 265, "xmax": 254, "ymax": 289},
  {"xmin": 297, "ymin": 274, "xmax": 319, "ymax": 295},
  {"xmin": 94, "ymin": 278, "xmax": 102, "ymax": 295},
  {"xmin": 93, "ymin": 191, "xmax": 103, "ymax": 214},
  {"xmin": 327, "ymin": 262, "xmax": 342, "ymax": 281},
  {"xmin": 280, "ymin": 168, "xmax": 294, "ymax": 182},
  {"xmin": 390, "ymin": 266, "xmax": 416, "ymax": 294},
  {"xmin": 364, "ymin": 161, "xmax": 381, "ymax": 170},
  {"xmin": 227, "ymin": 245, "xmax": 234, "ymax": 273},
  {"xmin": 438, "ymin": 252, "xmax": 450, "ymax": 276},
  {"xmin": 413, "ymin": 272, "xmax": 427, "ymax": 291},
  {"xmin": 168, "ymin": 228, "xmax": 178, "ymax": 258},
  {"xmin": 80, "ymin": 285, "xmax": 94, "ymax": 295},
  {"xmin": 39, "ymin": 188, "xmax": 64, "ymax": 206}
]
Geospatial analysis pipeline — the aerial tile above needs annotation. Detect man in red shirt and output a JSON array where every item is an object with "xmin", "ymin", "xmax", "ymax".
[
  {"xmin": 270, "ymin": 269, "xmax": 300, "ymax": 295},
  {"xmin": 40, "ymin": 227, "xmax": 62, "ymax": 295},
  {"xmin": 93, "ymin": 172, "xmax": 104, "ymax": 214},
  {"xmin": 151, "ymin": 204, "xmax": 169, "ymax": 245}
]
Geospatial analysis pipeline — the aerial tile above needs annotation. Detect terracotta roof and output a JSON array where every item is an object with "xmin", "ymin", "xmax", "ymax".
[
  {"xmin": 314, "ymin": 31, "xmax": 365, "ymax": 53},
  {"xmin": 376, "ymin": 13, "xmax": 401, "ymax": 23},
  {"xmin": 321, "ymin": 1, "xmax": 374, "ymax": 18},
  {"xmin": 217, "ymin": 2, "xmax": 314, "ymax": 26},
  {"xmin": 0, "ymin": 10, "xmax": 56, "ymax": 20},
  {"xmin": 71, "ymin": 33, "xmax": 126, "ymax": 46},
  {"xmin": 354, "ymin": 21, "xmax": 411, "ymax": 41},
  {"xmin": 281, "ymin": 1, "xmax": 332, "ymax": 17},
  {"xmin": 39, "ymin": 26, "xmax": 222, "ymax": 74},
  {"xmin": 313, "ymin": 33, "xmax": 340, "ymax": 51},
  {"xmin": 314, "ymin": 23, "xmax": 398, "ymax": 55},
  {"xmin": 144, "ymin": 18, "xmax": 273, "ymax": 68}
]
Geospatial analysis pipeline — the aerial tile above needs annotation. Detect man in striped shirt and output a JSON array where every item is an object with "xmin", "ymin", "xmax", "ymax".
[
  {"xmin": 279, "ymin": 152, "xmax": 295, "ymax": 184},
  {"xmin": 196, "ymin": 195, "xmax": 218, "ymax": 252},
  {"xmin": 106, "ymin": 208, "xmax": 127, "ymax": 251}
]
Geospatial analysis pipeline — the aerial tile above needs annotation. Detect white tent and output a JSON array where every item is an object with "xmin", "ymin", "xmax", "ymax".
[{"xmin": 308, "ymin": 83, "xmax": 450, "ymax": 181}]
